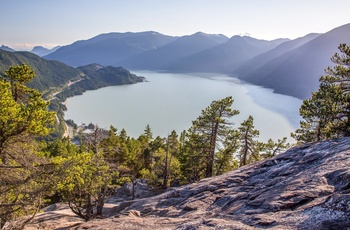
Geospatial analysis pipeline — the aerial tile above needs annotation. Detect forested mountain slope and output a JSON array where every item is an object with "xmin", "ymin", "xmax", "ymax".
[
  {"xmin": 44, "ymin": 32, "xmax": 177, "ymax": 67},
  {"xmin": 234, "ymin": 33, "xmax": 320, "ymax": 76},
  {"xmin": 238, "ymin": 23, "xmax": 350, "ymax": 99},
  {"xmin": 0, "ymin": 49, "xmax": 83, "ymax": 92},
  {"xmin": 166, "ymin": 36, "xmax": 288, "ymax": 73},
  {"xmin": 0, "ymin": 50, "xmax": 144, "ymax": 99},
  {"xmin": 55, "ymin": 63, "xmax": 145, "ymax": 100},
  {"xmin": 119, "ymin": 32, "xmax": 229, "ymax": 70}
]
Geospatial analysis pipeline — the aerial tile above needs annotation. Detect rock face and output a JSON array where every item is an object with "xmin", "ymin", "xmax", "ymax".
[
  {"xmin": 23, "ymin": 138, "xmax": 350, "ymax": 229},
  {"xmin": 112, "ymin": 179, "xmax": 161, "ymax": 201}
]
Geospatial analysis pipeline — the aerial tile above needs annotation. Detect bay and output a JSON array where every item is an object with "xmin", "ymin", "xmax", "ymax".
[{"xmin": 64, "ymin": 71, "xmax": 302, "ymax": 142}]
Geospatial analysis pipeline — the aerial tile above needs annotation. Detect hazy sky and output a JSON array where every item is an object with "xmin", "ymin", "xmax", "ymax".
[{"xmin": 1, "ymin": 0, "xmax": 350, "ymax": 50}]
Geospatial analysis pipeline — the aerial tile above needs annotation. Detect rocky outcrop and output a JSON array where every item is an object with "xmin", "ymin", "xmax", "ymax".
[
  {"xmin": 111, "ymin": 179, "xmax": 160, "ymax": 202},
  {"xmin": 23, "ymin": 138, "xmax": 350, "ymax": 229}
]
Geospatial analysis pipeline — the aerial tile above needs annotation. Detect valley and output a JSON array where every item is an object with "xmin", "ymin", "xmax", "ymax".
[
  {"xmin": 1, "ymin": 15, "xmax": 350, "ymax": 229},
  {"xmin": 41, "ymin": 23, "xmax": 350, "ymax": 99}
]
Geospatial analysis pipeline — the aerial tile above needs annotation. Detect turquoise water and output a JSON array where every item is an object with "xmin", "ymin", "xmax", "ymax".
[{"xmin": 64, "ymin": 71, "xmax": 302, "ymax": 142}]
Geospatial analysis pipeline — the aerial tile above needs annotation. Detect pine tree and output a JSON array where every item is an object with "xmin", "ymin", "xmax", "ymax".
[
  {"xmin": 214, "ymin": 129, "xmax": 240, "ymax": 175},
  {"xmin": 238, "ymin": 115, "xmax": 260, "ymax": 166},
  {"xmin": 293, "ymin": 83, "xmax": 344, "ymax": 142},
  {"xmin": 190, "ymin": 96, "xmax": 239, "ymax": 178},
  {"xmin": 260, "ymin": 137, "xmax": 290, "ymax": 159},
  {"xmin": 293, "ymin": 43, "xmax": 350, "ymax": 142},
  {"xmin": 139, "ymin": 125, "xmax": 153, "ymax": 170},
  {"xmin": 0, "ymin": 65, "xmax": 55, "ymax": 225},
  {"xmin": 163, "ymin": 130, "xmax": 180, "ymax": 188},
  {"xmin": 53, "ymin": 149, "xmax": 112, "ymax": 220},
  {"xmin": 178, "ymin": 128, "xmax": 206, "ymax": 182},
  {"xmin": 143, "ymin": 124, "xmax": 153, "ymax": 141}
]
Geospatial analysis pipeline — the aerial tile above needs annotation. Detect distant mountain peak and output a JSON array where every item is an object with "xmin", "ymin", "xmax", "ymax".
[
  {"xmin": 31, "ymin": 45, "xmax": 62, "ymax": 57},
  {"xmin": 0, "ymin": 45, "xmax": 15, "ymax": 52},
  {"xmin": 32, "ymin": 46, "xmax": 49, "ymax": 52},
  {"xmin": 44, "ymin": 31, "xmax": 178, "ymax": 67},
  {"xmin": 191, "ymin": 31, "xmax": 228, "ymax": 39}
]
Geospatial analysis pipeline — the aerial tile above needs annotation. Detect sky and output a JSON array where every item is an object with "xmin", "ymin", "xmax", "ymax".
[{"xmin": 1, "ymin": 0, "xmax": 350, "ymax": 50}]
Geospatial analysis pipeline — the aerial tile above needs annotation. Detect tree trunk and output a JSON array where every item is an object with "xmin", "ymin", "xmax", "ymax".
[
  {"xmin": 96, "ymin": 185, "xmax": 107, "ymax": 216},
  {"xmin": 163, "ymin": 150, "xmax": 169, "ymax": 188},
  {"xmin": 131, "ymin": 179, "xmax": 136, "ymax": 200},
  {"xmin": 163, "ymin": 136, "xmax": 170, "ymax": 188},
  {"xmin": 346, "ymin": 111, "xmax": 350, "ymax": 136},
  {"xmin": 206, "ymin": 122, "xmax": 219, "ymax": 178},
  {"xmin": 86, "ymin": 194, "xmax": 94, "ymax": 220},
  {"xmin": 316, "ymin": 124, "xmax": 321, "ymax": 141},
  {"xmin": 241, "ymin": 131, "xmax": 249, "ymax": 166}
]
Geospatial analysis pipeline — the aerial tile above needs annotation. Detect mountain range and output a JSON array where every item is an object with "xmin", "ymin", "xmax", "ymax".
[
  {"xmin": 43, "ymin": 31, "xmax": 288, "ymax": 74},
  {"xmin": 45, "ymin": 32, "xmax": 177, "ymax": 67},
  {"xmin": 165, "ymin": 36, "xmax": 288, "ymax": 73},
  {"xmin": 237, "ymin": 23, "xmax": 350, "ymax": 98},
  {"xmin": 2, "ymin": 23, "xmax": 350, "ymax": 99},
  {"xmin": 41, "ymin": 23, "xmax": 350, "ymax": 99},
  {"xmin": 119, "ymin": 32, "xmax": 230, "ymax": 70}
]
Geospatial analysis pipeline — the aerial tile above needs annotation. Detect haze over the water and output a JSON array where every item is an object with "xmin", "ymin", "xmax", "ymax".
[{"xmin": 1, "ymin": 0, "xmax": 350, "ymax": 50}]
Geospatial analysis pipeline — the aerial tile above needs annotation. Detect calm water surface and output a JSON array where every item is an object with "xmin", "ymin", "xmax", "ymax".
[{"xmin": 65, "ymin": 71, "xmax": 302, "ymax": 142}]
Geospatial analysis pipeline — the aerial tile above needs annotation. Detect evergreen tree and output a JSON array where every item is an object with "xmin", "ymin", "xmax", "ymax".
[
  {"xmin": 293, "ymin": 83, "xmax": 344, "ymax": 142},
  {"xmin": 237, "ymin": 115, "xmax": 260, "ymax": 166},
  {"xmin": 143, "ymin": 124, "xmax": 153, "ymax": 141},
  {"xmin": 163, "ymin": 131, "xmax": 180, "ymax": 188},
  {"xmin": 293, "ymin": 43, "xmax": 350, "ymax": 142},
  {"xmin": 260, "ymin": 137, "xmax": 290, "ymax": 159},
  {"xmin": 0, "ymin": 65, "xmax": 55, "ymax": 225},
  {"xmin": 214, "ymin": 129, "xmax": 240, "ymax": 175},
  {"xmin": 191, "ymin": 96, "xmax": 239, "ymax": 177},
  {"xmin": 53, "ymin": 149, "xmax": 113, "ymax": 220},
  {"xmin": 139, "ymin": 125, "xmax": 153, "ymax": 171},
  {"xmin": 179, "ymin": 127, "xmax": 207, "ymax": 182}
]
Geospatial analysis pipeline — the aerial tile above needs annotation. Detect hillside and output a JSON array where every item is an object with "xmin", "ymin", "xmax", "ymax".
[
  {"xmin": 55, "ymin": 64, "xmax": 145, "ymax": 100},
  {"xmin": 0, "ymin": 50, "xmax": 146, "ymax": 100},
  {"xmin": 0, "ymin": 49, "xmax": 83, "ymax": 92},
  {"xmin": 238, "ymin": 23, "xmax": 350, "ymax": 99},
  {"xmin": 166, "ymin": 36, "xmax": 288, "ymax": 73},
  {"xmin": 234, "ymin": 33, "xmax": 320, "ymax": 76},
  {"xmin": 20, "ymin": 137, "xmax": 350, "ymax": 229},
  {"xmin": 44, "ymin": 32, "xmax": 177, "ymax": 67},
  {"xmin": 120, "ymin": 32, "xmax": 229, "ymax": 70}
]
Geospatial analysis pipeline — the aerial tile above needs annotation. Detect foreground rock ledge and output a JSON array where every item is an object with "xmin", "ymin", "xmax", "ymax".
[{"xmin": 23, "ymin": 138, "xmax": 350, "ymax": 229}]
